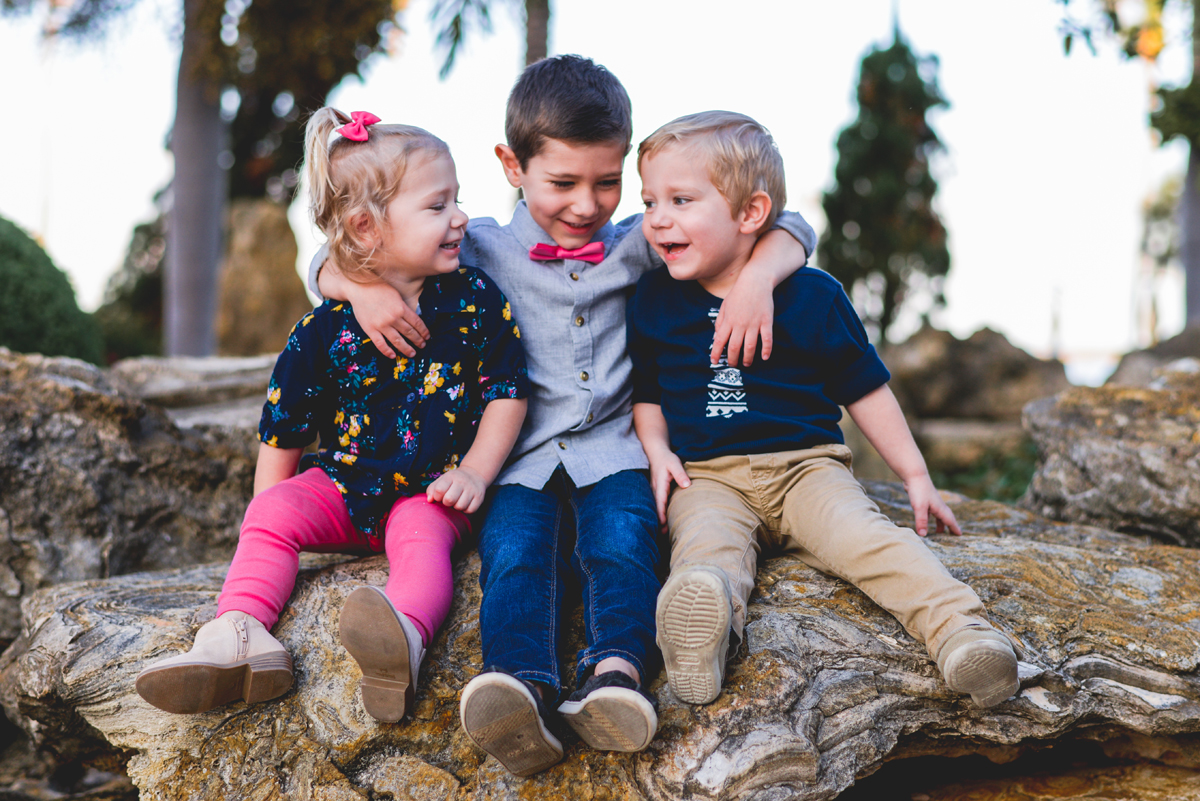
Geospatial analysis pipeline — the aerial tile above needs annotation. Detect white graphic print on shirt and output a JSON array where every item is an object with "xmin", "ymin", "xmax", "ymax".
[{"xmin": 706, "ymin": 308, "xmax": 748, "ymax": 418}]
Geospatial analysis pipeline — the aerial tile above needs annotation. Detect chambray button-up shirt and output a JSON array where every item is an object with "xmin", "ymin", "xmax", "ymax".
[
  {"xmin": 460, "ymin": 202, "xmax": 655, "ymax": 489},
  {"xmin": 311, "ymin": 201, "xmax": 816, "ymax": 492}
]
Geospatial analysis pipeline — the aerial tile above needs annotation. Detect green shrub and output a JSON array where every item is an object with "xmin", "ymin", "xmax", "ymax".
[{"xmin": 0, "ymin": 215, "xmax": 103, "ymax": 364}]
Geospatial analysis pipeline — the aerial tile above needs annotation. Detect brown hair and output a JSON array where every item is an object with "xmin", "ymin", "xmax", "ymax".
[
  {"xmin": 504, "ymin": 55, "xmax": 632, "ymax": 169},
  {"xmin": 304, "ymin": 107, "xmax": 449, "ymax": 281},
  {"xmin": 638, "ymin": 111, "xmax": 786, "ymax": 232}
]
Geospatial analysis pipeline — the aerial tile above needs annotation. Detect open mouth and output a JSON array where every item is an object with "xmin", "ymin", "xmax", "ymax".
[
  {"xmin": 661, "ymin": 242, "xmax": 689, "ymax": 258},
  {"xmin": 440, "ymin": 240, "xmax": 462, "ymax": 251},
  {"xmin": 561, "ymin": 219, "xmax": 596, "ymax": 234}
]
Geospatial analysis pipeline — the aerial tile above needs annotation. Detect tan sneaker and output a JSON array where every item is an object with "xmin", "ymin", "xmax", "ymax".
[
  {"xmin": 135, "ymin": 611, "xmax": 293, "ymax": 714},
  {"xmin": 339, "ymin": 586, "xmax": 426, "ymax": 722},
  {"xmin": 937, "ymin": 626, "xmax": 1020, "ymax": 708},
  {"xmin": 656, "ymin": 565, "xmax": 733, "ymax": 705}
]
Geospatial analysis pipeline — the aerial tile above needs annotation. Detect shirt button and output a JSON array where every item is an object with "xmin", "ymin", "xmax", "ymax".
[
  {"xmin": 586, "ymin": 413, "xmax": 594, "ymax": 423},
  {"xmin": 580, "ymin": 371, "xmax": 589, "ymax": 381},
  {"xmin": 570, "ymin": 272, "xmax": 579, "ymax": 281},
  {"xmin": 575, "ymin": 316, "xmax": 584, "ymax": 326},
  {"xmin": 558, "ymin": 441, "xmax": 567, "ymax": 450}
]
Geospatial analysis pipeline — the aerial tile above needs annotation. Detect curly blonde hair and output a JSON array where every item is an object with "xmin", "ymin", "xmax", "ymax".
[{"xmin": 304, "ymin": 107, "xmax": 450, "ymax": 281}]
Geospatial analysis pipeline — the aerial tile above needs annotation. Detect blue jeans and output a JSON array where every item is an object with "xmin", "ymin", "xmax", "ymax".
[{"xmin": 477, "ymin": 468, "xmax": 661, "ymax": 701}]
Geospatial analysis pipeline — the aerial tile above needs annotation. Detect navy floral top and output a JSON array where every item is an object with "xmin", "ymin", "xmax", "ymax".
[{"xmin": 259, "ymin": 266, "xmax": 529, "ymax": 536}]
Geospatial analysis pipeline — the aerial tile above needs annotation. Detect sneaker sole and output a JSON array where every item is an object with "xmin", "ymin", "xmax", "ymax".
[
  {"xmin": 943, "ymin": 640, "xmax": 1020, "ymax": 708},
  {"xmin": 339, "ymin": 587, "xmax": 414, "ymax": 722},
  {"xmin": 135, "ymin": 653, "xmax": 293, "ymax": 714},
  {"xmin": 559, "ymin": 687, "xmax": 657, "ymax": 752},
  {"xmin": 657, "ymin": 568, "xmax": 731, "ymax": 705},
  {"xmin": 460, "ymin": 674, "xmax": 563, "ymax": 777}
]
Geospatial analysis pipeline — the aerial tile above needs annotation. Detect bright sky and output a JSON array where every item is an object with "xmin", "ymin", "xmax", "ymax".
[{"xmin": 0, "ymin": 0, "xmax": 1191, "ymax": 383}]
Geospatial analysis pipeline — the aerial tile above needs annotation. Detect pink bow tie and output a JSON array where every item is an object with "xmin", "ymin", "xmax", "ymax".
[
  {"xmin": 528, "ymin": 241, "xmax": 605, "ymax": 264},
  {"xmin": 337, "ymin": 111, "xmax": 381, "ymax": 142}
]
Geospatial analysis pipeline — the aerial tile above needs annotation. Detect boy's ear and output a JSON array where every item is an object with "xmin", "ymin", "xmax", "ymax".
[
  {"xmin": 495, "ymin": 144, "xmax": 524, "ymax": 188},
  {"xmin": 738, "ymin": 190, "xmax": 772, "ymax": 235}
]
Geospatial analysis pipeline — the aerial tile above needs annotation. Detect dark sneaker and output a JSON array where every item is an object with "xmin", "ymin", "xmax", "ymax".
[
  {"xmin": 937, "ymin": 626, "xmax": 1020, "ymax": 708},
  {"xmin": 460, "ymin": 669, "xmax": 563, "ymax": 777},
  {"xmin": 557, "ymin": 670, "xmax": 658, "ymax": 752},
  {"xmin": 656, "ymin": 565, "xmax": 733, "ymax": 705}
]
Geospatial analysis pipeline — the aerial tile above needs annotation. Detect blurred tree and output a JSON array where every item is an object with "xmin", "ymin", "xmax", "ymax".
[
  {"xmin": 1, "ymin": 0, "xmax": 401, "ymax": 356},
  {"xmin": 0, "ymin": 215, "xmax": 104, "ymax": 364},
  {"xmin": 430, "ymin": 0, "xmax": 550, "ymax": 74},
  {"xmin": 1058, "ymin": 0, "xmax": 1200, "ymax": 324},
  {"xmin": 818, "ymin": 25, "xmax": 949, "ymax": 343},
  {"xmin": 93, "ymin": 215, "xmax": 165, "ymax": 363}
]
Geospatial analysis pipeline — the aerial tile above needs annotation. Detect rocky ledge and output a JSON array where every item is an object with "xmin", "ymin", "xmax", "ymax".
[{"xmin": 3, "ymin": 485, "xmax": 1200, "ymax": 801}]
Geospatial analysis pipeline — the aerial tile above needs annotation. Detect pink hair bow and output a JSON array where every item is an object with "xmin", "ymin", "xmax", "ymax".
[{"xmin": 337, "ymin": 111, "xmax": 381, "ymax": 142}]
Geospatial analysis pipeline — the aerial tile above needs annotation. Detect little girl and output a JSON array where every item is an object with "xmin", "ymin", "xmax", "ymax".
[{"xmin": 136, "ymin": 107, "xmax": 529, "ymax": 722}]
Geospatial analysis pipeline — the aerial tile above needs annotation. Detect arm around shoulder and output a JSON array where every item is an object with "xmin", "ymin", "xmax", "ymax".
[{"xmin": 314, "ymin": 254, "xmax": 430, "ymax": 359}]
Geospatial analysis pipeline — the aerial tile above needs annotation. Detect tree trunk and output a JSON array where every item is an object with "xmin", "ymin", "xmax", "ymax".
[
  {"xmin": 1185, "ymin": 151, "xmax": 1200, "ymax": 323},
  {"xmin": 524, "ymin": 0, "xmax": 549, "ymax": 65},
  {"xmin": 165, "ymin": 0, "xmax": 228, "ymax": 356},
  {"xmin": 1187, "ymin": 7, "xmax": 1200, "ymax": 325}
]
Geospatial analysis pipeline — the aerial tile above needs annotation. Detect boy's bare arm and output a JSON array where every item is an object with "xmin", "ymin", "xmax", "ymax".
[
  {"xmin": 254, "ymin": 442, "xmax": 304, "ymax": 496},
  {"xmin": 633, "ymin": 402, "xmax": 691, "ymax": 527},
  {"xmin": 316, "ymin": 261, "xmax": 430, "ymax": 359},
  {"xmin": 713, "ymin": 228, "xmax": 807, "ymax": 367},
  {"xmin": 845, "ymin": 385, "xmax": 962, "ymax": 538},
  {"xmin": 426, "ymin": 398, "xmax": 527, "ymax": 514}
]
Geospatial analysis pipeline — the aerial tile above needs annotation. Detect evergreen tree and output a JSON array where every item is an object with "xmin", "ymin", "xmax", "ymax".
[{"xmin": 819, "ymin": 27, "xmax": 949, "ymax": 342}]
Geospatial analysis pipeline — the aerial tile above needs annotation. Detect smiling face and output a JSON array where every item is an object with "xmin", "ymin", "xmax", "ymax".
[
  {"xmin": 639, "ymin": 143, "xmax": 765, "ymax": 297},
  {"xmin": 374, "ymin": 151, "xmax": 468, "ymax": 282},
  {"xmin": 497, "ymin": 138, "xmax": 627, "ymax": 249}
]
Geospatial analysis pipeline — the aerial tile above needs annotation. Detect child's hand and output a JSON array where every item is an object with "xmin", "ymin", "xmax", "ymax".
[
  {"xmin": 904, "ymin": 473, "xmax": 962, "ymax": 537},
  {"xmin": 648, "ymin": 450, "xmax": 691, "ymax": 529},
  {"xmin": 345, "ymin": 282, "xmax": 430, "ymax": 360},
  {"xmin": 426, "ymin": 466, "xmax": 488, "ymax": 514},
  {"xmin": 711, "ymin": 267, "xmax": 773, "ymax": 367}
]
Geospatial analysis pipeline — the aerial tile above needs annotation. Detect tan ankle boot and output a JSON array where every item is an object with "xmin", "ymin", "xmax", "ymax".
[
  {"xmin": 135, "ymin": 611, "xmax": 293, "ymax": 714},
  {"xmin": 339, "ymin": 587, "xmax": 426, "ymax": 722}
]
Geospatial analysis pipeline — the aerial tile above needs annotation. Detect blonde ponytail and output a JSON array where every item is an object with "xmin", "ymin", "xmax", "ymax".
[{"xmin": 302, "ymin": 106, "xmax": 450, "ymax": 282}]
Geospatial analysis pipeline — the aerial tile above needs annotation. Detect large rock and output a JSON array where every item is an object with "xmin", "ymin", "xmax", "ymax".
[
  {"xmin": 110, "ymin": 355, "xmax": 273, "ymax": 460},
  {"xmin": 1021, "ymin": 361, "xmax": 1200, "ymax": 546},
  {"xmin": 883, "ymin": 325, "xmax": 1070, "ymax": 421},
  {"xmin": 0, "ymin": 349, "xmax": 254, "ymax": 643},
  {"xmin": 1107, "ymin": 324, "xmax": 1200, "ymax": 387},
  {"xmin": 215, "ymin": 199, "xmax": 313, "ymax": 358},
  {"xmin": 5, "ymin": 485, "xmax": 1200, "ymax": 801}
]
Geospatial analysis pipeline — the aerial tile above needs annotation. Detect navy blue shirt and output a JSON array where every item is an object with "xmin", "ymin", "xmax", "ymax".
[
  {"xmin": 627, "ymin": 266, "xmax": 890, "ymax": 462},
  {"xmin": 260, "ymin": 266, "xmax": 529, "ymax": 536}
]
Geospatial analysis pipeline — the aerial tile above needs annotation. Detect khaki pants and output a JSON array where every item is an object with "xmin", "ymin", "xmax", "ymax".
[{"xmin": 666, "ymin": 444, "xmax": 988, "ymax": 659}]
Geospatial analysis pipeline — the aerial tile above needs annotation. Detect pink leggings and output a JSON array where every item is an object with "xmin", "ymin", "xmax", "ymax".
[{"xmin": 217, "ymin": 468, "xmax": 468, "ymax": 646}]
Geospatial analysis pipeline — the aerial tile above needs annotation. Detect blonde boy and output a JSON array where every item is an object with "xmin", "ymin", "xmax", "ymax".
[{"xmin": 628, "ymin": 111, "xmax": 1020, "ymax": 708}]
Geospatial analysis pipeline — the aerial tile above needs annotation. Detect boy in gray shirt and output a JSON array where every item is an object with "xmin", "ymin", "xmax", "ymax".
[{"xmin": 313, "ymin": 56, "xmax": 815, "ymax": 776}]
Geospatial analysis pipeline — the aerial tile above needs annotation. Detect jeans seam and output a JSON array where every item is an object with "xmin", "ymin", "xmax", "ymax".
[
  {"xmin": 545, "ymin": 497, "xmax": 564, "ymax": 689},
  {"xmin": 572, "ymin": 493, "xmax": 603, "ymax": 649}
]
